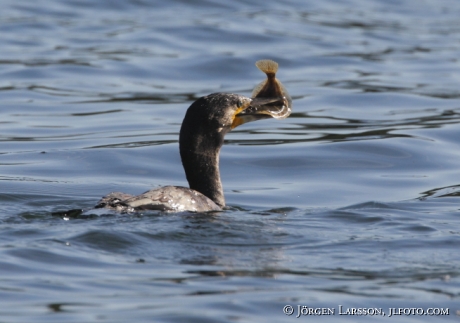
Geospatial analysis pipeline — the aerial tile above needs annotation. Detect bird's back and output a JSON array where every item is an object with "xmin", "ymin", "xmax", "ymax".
[{"xmin": 96, "ymin": 186, "xmax": 221, "ymax": 213}]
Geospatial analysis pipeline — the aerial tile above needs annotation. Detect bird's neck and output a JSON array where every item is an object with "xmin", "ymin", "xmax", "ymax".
[
  {"xmin": 179, "ymin": 122, "xmax": 226, "ymax": 208},
  {"xmin": 181, "ymin": 148, "xmax": 225, "ymax": 208}
]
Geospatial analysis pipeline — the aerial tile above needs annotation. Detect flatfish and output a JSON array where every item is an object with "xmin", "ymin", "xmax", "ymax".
[{"xmin": 247, "ymin": 59, "xmax": 292, "ymax": 119}]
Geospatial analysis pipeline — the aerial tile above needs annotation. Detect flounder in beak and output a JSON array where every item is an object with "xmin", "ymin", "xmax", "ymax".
[{"xmin": 239, "ymin": 59, "xmax": 292, "ymax": 120}]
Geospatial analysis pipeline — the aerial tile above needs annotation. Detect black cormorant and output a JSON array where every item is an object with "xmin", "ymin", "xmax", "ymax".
[{"xmin": 96, "ymin": 60, "xmax": 290, "ymax": 213}]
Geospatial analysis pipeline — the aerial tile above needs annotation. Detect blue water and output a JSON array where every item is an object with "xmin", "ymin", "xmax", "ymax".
[{"xmin": 1, "ymin": 0, "xmax": 459, "ymax": 322}]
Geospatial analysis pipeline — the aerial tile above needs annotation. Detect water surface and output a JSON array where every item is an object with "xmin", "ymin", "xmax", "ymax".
[{"xmin": 1, "ymin": 0, "xmax": 459, "ymax": 322}]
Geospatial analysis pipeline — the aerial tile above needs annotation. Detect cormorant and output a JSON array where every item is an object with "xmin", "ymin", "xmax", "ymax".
[{"xmin": 95, "ymin": 60, "xmax": 290, "ymax": 213}]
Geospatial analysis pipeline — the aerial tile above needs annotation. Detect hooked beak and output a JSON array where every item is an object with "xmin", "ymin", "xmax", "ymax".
[
  {"xmin": 231, "ymin": 96, "xmax": 292, "ymax": 129},
  {"xmin": 239, "ymin": 96, "xmax": 291, "ymax": 118}
]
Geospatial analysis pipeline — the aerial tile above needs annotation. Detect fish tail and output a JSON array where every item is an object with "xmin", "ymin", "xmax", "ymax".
[{"xmin": 255, "ymin": 59, "xmax": 278, "ymax": 74}]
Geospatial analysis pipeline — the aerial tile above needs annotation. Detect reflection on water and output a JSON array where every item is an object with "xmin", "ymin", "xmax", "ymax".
[{"xmin": 1, "ymin": 0, "xmax": 460, "ymax": 322}]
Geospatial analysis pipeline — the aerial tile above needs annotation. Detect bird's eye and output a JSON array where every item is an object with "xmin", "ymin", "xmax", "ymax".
[{"xmin": 237, "ymin": 100, "xmax": 243, "ymax": 108}]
